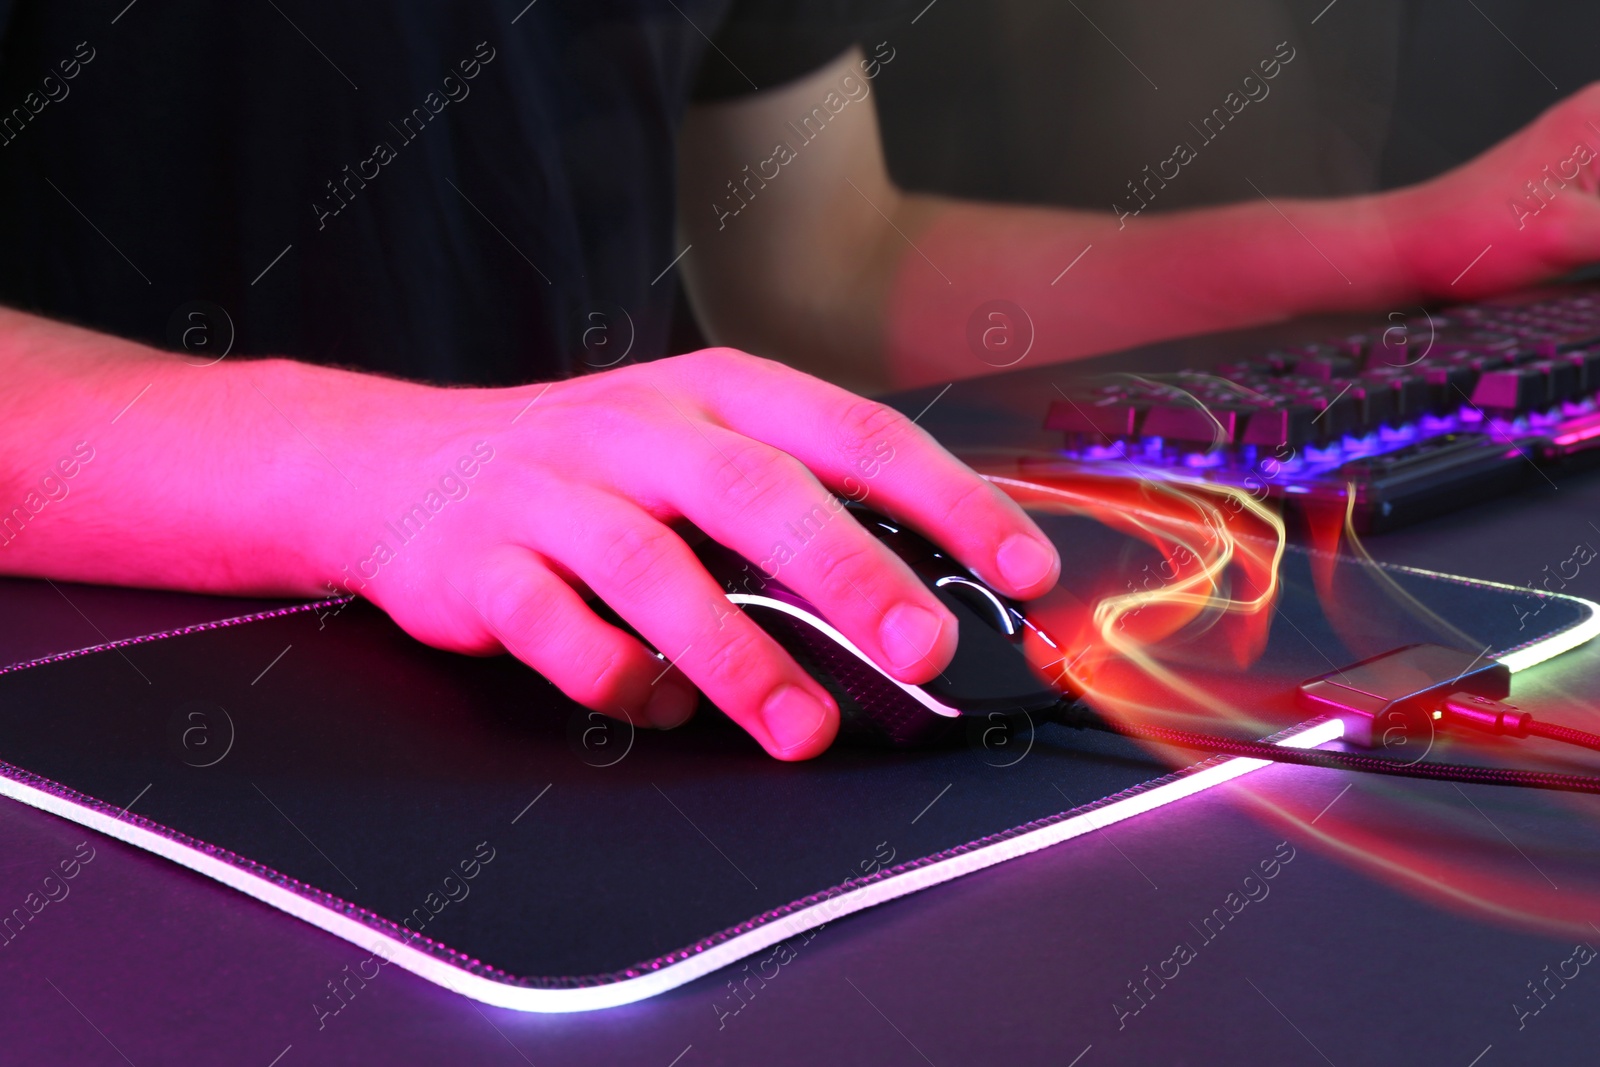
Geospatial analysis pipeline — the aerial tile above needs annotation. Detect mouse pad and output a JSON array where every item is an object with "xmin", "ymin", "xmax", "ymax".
[{"xmin": 0, "ymin": 515, "xmax": 1591, "ymax": 1011}]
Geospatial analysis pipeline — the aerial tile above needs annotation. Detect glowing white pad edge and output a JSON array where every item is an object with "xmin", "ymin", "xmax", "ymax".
[
  {"xmin": 0, "ymin": 590, "xmax": 1592, "ymax": 1014},
  {"xmin": 0, "ymin": 715, "xmax": 1339, "ymax": 1013}
]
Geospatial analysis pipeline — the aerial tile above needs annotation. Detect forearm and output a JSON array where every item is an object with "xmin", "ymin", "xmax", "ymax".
[
  {"xmin": 0, "ymin": 307, "xmax": 425, "ymax": 596},
  {"xmin": 685, "ymin": 60, "xmax": 1600, "ymax": 394},
  {"xmin": 879, "ymin": 191, "xmax": 1416, "ymax": 388}
]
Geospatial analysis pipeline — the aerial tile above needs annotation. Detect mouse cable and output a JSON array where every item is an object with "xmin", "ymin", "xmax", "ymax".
[
  {"xmin": 1048, "ymin": 701, "xmax": 1600, "ymax": 797},
  {"xmin": 1433, "ymin": 691, "xmax": 1600, "ymax": 754}
]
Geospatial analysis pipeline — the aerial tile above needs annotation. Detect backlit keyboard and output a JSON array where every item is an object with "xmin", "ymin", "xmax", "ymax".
[{"xmin": 1044, "ymin": 287, "xmax": 1600, "ymax": 532}]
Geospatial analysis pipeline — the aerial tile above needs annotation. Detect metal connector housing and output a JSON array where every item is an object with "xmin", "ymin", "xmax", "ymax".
[{"xmin": 1297, "ymin": 643, "xmax": 1511, "ymax": 747}]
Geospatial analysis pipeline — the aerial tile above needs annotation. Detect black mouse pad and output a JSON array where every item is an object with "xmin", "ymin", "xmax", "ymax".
[{"xmin": 0, "ymin": 515, "xmax": 1591, "ymax": 1011}]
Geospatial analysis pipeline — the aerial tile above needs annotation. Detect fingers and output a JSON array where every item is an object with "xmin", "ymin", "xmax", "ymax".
[
  {"xmin": 466, "ymin": 351, "xmax": 1056, "ymax": 760},
  {"xmin": 524, "ymin": 486, "xmax": 841, "ymax": 761},
  {"xmin": 668, "ymin": 350, "xmax": 1060, "ymax": 600},
  {"xmin": 622, "ymin": 420, "xmax": 958, "ymax": 684},
  {"xmin": 472, "ymin": 543, "xmax": 699, "ymax": 730}
]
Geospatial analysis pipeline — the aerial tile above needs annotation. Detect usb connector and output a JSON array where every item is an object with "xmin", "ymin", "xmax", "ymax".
[{"xmin": 1297, "ymin": 644, "xmax": 1511, "ymax": 747}]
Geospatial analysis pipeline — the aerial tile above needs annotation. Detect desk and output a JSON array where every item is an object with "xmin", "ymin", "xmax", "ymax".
[{"xmin": 5, "ymin": 323, "xmax": 1599, "ymax": 1066}]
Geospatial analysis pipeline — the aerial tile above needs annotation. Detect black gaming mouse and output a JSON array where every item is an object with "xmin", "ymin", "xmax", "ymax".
[{"xmin": 695, "ymin": 504, "xmax": 1068, "ymax": 745}]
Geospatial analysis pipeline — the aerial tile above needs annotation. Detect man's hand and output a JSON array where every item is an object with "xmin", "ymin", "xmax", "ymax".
[
  {"xmin": 0, "ymin": 316, "xmax": 1057, "ymax": 762},
  {"xmin": 325, "ymin": 349, "xmax": 1059, "ymax": 760},
  {"xmin": 1384, "ymin": 83, "xmax": 1600, "ymax": 301}
]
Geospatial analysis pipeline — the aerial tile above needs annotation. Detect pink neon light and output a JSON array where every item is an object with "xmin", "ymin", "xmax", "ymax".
[{"xmin": 1553, "ymin": 422, "xmax": 1600, "ymax": 448}]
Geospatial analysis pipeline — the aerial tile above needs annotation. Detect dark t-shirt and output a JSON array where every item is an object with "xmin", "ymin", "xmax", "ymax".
[{"xmin": 0, "ymin": 1, "xmax": 894, "ymax": 384}]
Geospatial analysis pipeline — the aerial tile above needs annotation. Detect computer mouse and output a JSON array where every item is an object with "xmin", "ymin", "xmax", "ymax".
[{"xmin": 696, "ymin": 503, "xmax": 1069, "ymax": 746}]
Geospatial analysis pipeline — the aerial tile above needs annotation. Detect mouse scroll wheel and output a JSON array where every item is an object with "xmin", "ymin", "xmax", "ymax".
[{"xmin": 934, "ymin": 576, "xmax": 1018, "ymax": 636}]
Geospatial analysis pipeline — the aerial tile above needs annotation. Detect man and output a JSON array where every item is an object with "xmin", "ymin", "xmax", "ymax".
[{"xmin": 0, "ymin": 2, "xmax": 1596, "ymax": 760}]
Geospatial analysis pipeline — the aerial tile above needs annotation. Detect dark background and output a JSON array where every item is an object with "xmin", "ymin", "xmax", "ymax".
[{"xmin": 872, "ymin": 0, "xmax": 1590, "ymax": 209}]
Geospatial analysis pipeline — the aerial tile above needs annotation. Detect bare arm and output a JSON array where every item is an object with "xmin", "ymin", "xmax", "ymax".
[
  {"xmin": 679, "ymin": 49, "xmax": 1600, "ymax": 390},
  {"xmin": 0, "ymin": 308, "xmax": 1059, "ymax": 760},
  {"xmin": 0, "ymin": 308, "xmax": 334, "ymax": 595}
]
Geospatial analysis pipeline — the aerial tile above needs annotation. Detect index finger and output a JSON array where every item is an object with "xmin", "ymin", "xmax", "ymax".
[{"xmin": 678, "ymin": 352, "xmax": 1060, "ymax": 599}]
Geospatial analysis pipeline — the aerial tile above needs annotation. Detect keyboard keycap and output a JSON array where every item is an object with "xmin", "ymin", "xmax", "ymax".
[
  {"xmin": 1360, "ymin": 366, "xmax": 1431, "ymax": 420},
  {"xmin": 1292, "ymin": 355, "xmax": 1358, "ymax": 380},
  {"xmin": 1044, "ymin": 399, "xmax": 1141, "ymax": 438},
  {"xmin": 1471, "ymin": 367, "xmax": 1550, "ymax": 414},
  {"xmin": 1141, "ymin": 404, "xmax": 1237, "ymax": 444},
  {"xmin": 1562, "ymin": 347, "xmax": 1600, "ymax": 394},
  {"xmin": 1240, "ymin": 405, "xmax": 1320, "ymax": 448}
]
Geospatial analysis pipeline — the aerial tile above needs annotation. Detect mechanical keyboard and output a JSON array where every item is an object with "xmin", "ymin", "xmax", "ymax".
[{"xmin": 1044, "ymin": 286, "xmax": 1600, "ymax": 532}]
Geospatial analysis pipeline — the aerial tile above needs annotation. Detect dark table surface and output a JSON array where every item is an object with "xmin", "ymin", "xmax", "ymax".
[{"xmin": 8, "ymin": 319, "xmax": 1600, "ymax": 1066}]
